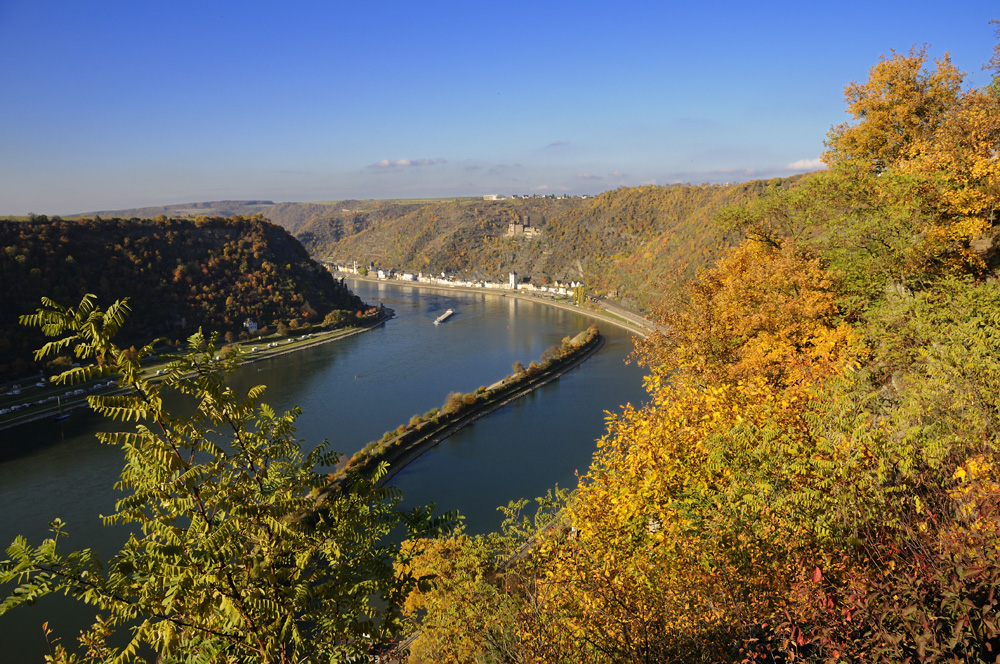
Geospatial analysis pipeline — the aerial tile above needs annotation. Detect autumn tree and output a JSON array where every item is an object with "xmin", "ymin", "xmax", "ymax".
[
  {"xmin": 824, "ymin": 46, "xmax": 963, "ymax": 174},
  {"xmin": 0, "ymin": 295, "xmax": 452, "ymax": 663},
  {"xmin": 374, "ymin": 34, "xmax": 1000, "ymax": 664},
  {"xmin": 638, "ymin": 239, "xmax": 856, "ymax": 390},
  {"xmin": 822, "ymin": 46, "xmax": 996, "ymax": 279},
  {"xmin": 398, "ymin": 529, "xmax": 521, "ymax": 664}
]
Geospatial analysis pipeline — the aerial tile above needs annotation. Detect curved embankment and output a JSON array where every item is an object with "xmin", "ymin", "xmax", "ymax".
[{"xmin": 332, "ymin": 327, "xmax": 604, "ymax": 488}]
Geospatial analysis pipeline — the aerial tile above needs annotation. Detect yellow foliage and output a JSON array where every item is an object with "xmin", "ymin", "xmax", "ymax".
[
  {"xmin": 824, "ymin": 47, "xmax": 964, "ymax": 174},
  {"xmin": 903, "ymin": 89, "xmax": 1000, "ymax": 219},
  {"xmin": 823, "ymin": 46, "xmax": 996, "ymax": 279},
  {"xmin": 641, "ymin": 239, "xmax": 858, "ymax": 392},
  {"xmin": 397, "ymin": 534, "xmax": 502, "ymax": 664},
  {"xmin": 509, "ymin": 238, "xmax": 877, "ymax": 659}
]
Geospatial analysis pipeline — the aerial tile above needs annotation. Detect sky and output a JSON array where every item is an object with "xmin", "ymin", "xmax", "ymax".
[{"xmin": 0, "ymin": 0, "xmax": 997, "ymax": 215}]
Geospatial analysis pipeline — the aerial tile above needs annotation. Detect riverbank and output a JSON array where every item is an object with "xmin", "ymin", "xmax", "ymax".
[
  {"xmin": 329, "ymin": 326, "xmax": 604, "ymax": 489},
  {"xmin": 0, "ymin": 308, "xmax": 393, "ymax": 433},
  {"xmin": 341, "ymin": 274, "xmax": 655, "ymax": 338}
]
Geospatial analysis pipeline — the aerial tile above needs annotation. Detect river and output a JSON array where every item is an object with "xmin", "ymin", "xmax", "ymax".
[{"xmin": 0, "ymin": 279, "xmax": 648, "ymax": 661}]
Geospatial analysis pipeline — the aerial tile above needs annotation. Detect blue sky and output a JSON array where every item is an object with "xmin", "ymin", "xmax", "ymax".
[{"xmin": 0, "ymin": 0, "xmax": 997, "ymax": 214}]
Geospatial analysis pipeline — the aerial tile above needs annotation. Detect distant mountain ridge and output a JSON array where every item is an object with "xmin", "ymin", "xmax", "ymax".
[
  {"xmin": 82, "ymin": 199, "xmax": 401, "ymax": 235},
  {"xmin": 290, "ymin": 179, "xmax": 806, "ymax": 311},
  {"xmin": 79, "ymin": 177, "xmax": 808, "ymax": 312},
  {"xmin": 83, "ymin": 200, "xmax": 277, "ymax": 221}
]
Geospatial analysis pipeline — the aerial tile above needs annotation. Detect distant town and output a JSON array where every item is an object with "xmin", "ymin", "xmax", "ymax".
[
  {"xmin": 327, "ymin": 262, "xmax": 584, "ymax": 297},
  {"xmin": 482, "ymin": 193, "xmax": 591, "ymax": 201}
]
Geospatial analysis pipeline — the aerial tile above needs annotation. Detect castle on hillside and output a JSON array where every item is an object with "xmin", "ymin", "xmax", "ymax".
[{"xmin": 506, "ymin": 220, "xmax": 541, "ymax": 238}]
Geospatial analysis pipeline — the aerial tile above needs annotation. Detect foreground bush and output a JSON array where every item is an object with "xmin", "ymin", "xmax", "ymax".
[{"xmin": 1, "ymin": 295, "xmax": 452, "ymax": 663}]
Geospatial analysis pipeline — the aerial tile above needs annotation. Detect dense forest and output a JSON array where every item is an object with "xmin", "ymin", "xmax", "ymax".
[
  {"xmin": 81, "ymin": 200, "xmax": 358, "ymax": 236},
  {"xmin": 0, "ymin": 214, "xmax": 363, "ymax": 380}
]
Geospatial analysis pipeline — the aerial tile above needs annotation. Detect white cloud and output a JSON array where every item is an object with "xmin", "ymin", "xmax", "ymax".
[
  {"xmin": 786, "ymin": 157, "xmax": 826, "ymax": 171},
  {"xmin": 575, "ymin": 172, "xmax": 602, "ymax": 180},
  {"xmin": 715, "ymin": 167, "xmax": 760, "ymax": 176},
  {"xmin": 369, "ymin": 157, "xmax": 446, "ymax": 170}
]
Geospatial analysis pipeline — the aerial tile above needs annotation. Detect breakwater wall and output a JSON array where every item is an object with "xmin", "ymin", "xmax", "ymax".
[{"xmin": 332, "ymin": 326, "xmax": 603, "ymax": 487}]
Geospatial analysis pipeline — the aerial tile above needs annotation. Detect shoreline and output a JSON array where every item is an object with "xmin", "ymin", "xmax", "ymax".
[
  {"xmin": 0, "ymin": 309, "xmax": 393, "ymax": 433},
  {"xmin": 378, "ymin": 334, "xmax": 604, "ymax": 486},
  {"xmin": 1, "ymin": 275, "xmax": 645, "ymax": 437},
  {"xmin": 342, "ymin": 274, "xmax": 654, "ymax": 338}
]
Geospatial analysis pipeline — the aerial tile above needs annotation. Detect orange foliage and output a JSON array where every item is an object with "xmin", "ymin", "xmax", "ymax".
[{"xmin": 641, "ymin": 240, "xmax": 857, "ymax": 391}]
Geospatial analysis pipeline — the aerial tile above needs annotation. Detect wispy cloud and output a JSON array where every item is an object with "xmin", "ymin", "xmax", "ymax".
[
  {"xmin": 369, "ymin": 157, "xmax": 446, "ymax": 170},
  {"xmin": 546, "ymin": 141, "xmax": 569, "ymax": 149},
  {"xmin": 575, "ymin": 172, "xmax": 602, "ymax": 180},
  {"xmin": 609, "ymin": 170, "xmax": 627, "ymax": 179},
  {"xmin": 786, "ymin": 157, "xmax": 826, "ymax": 171},
  {"xmin": 714, "ymin": 168, "xmax": 761, "ymax": 178}
]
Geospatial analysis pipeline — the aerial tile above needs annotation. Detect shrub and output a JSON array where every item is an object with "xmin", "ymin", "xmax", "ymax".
[
  {"xmin": 540, "ymin": 345, "xmax": 560, "ymax": 365},
  {"xmin": 443, "ymin": 392, "xmax": 465, "ymax": 415}
]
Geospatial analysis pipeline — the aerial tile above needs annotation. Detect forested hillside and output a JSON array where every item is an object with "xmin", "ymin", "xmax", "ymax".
[
  {"xmin": 297, "ymin": 181, "xmax": 798, "ymax": 311},
  {"xmin": 0, "ymin": 215, "xmax": 363, "ymax": 380},
  {"xmin": 398, "ymin": 44, "xmax": 1000, "ymax": 662},
  {"xmin": 80, "ymin": 183, "xmax": 802, "ymax": 312},
  {"xmin": 82, "ymin": 198, "xmax": 446, "ymax": 235},
  {"xmin": 296, "ymin": 196, "xmax": 578, "ymax": 280}
]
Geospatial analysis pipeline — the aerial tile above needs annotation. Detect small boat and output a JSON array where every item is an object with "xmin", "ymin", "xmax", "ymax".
[{"xmin": 434, "ymin": 309, "xmax": 455, "ymax": 325}]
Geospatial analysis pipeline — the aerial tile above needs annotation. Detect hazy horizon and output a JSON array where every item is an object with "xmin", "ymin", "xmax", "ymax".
[{"xmin": 2, "ymin": 0, "xmax": 997, "ymax": 216}]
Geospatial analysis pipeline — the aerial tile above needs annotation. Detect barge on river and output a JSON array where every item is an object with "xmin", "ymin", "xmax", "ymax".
[{"xmin": 433, "ymin": 309, "xmax": 455, "ymax": 325}]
